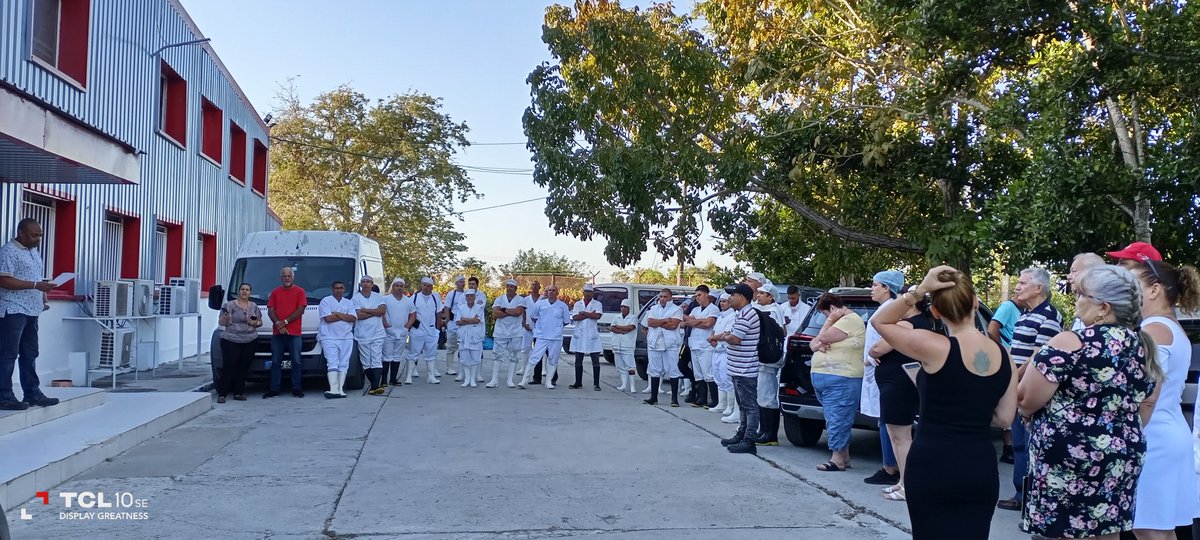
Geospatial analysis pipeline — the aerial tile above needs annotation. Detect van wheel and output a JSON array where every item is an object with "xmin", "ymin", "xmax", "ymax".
[
  {"xmin": 603, "ymin": 351, "xmax": 615, "ymax": 364},
  {"xmin": 783, "ymin": 414, "xmax": 824, "ymax": 447},
  {"xmin": 636, "ymin": 357, "xmax": 648, "ymax": 381}
]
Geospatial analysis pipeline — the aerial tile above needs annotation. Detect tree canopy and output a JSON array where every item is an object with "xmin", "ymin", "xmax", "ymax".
[
  {"xmin": 525, "ymin": 0, "xmax": 1200, "ymax": 285},
  {"xmin": 497, "ymin": 248, "xmax": 589, "ymax": 276},
  {"xmin": 269, "ymin": 84, "xmax": 476, "ymax": 280}
]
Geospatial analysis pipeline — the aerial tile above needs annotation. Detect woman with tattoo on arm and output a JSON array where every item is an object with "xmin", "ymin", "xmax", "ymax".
[{"xmin": 871, "ymin": 266, "xmax": 1018, "ymax": 540}]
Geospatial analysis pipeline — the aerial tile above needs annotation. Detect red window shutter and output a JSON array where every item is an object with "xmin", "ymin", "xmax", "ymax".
[
  {"xmin": 120, "ymin": 216, "xmax": 140, "ymax": 279},
  {"xmin": 161, "ymin": 62, "xmax": 187, "ymax": 144},
  {"xmin": 200, "ymin": 233, "xmax": 217, "ymax": 291},
  {"xmin": 51, "ymin": 199, "xmax": 77, "ymax": 295},
  {"xmin": 229, "ymin": 122, "xmax": 247, "ymax": 181},
  {"xmin": 58, "ymin": 0, "xmax": 91, "ymax": 85},
  {"xmin": 252, "ymin": 140, "xmax": 268, "ymax": 196},
  {"xmin": 164, "ymin": 223, "xmax": 183, "ymax": 281},
  {"xmin": 201, "ymin": 98, "xmax": 223, "ymax": 163}
]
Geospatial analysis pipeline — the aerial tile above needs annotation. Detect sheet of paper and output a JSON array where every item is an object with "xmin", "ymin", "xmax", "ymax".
[{"xmin": 50, "ymin": 272, "xmax": 76, "ymax": 287}]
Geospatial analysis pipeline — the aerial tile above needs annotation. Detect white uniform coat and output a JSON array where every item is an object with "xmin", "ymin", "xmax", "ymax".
[
  {"xmin": 454, "ymin": 302, "xmax": 486, "ymax": 350},
  {"xmin": 569, "ymin": 298, "xmax": 603, "ymax": 353},
  {"xmin": 641, "ymin": 302, "xmax": 683, "ymax": 351}
]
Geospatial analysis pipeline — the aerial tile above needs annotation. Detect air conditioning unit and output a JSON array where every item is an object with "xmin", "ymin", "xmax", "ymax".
[
  {"xmin": 168, "ymin": 277, "xmax": 200, "ymax": 313},
  {"xmin": 130, "ymin": 279, "xmax": 156, "ymax": 317},
  {"xmin": 94, "ymin": 280, "xmax": 134, "ymax": 318},
  {"xmin": 98, "ymin": 328, "xmax": 135, "ymax": 368},
  {"xmin": 158, "ymin": 286, "xmax": 187, "ymax": 315}
]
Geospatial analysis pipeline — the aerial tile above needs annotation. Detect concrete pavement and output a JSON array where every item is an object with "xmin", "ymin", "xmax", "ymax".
[{"xmin": 5, "ymin": 351, "xmax": 1028, "ymax": 539}]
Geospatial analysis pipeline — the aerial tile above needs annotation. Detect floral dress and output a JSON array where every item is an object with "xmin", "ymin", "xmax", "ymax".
[{"xmin": 1024, "ymin": 324, "xmax": 1156, "ymax": 538}]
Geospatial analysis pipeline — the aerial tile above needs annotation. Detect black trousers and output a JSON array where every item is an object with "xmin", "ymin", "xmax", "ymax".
[{"xmin": 218, "ymin": 339, "xmax": 255, "ymax": 397}]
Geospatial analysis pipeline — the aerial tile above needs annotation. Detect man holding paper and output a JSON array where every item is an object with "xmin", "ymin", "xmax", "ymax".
[{"xmin": 0, "ymin": 219, "xmax": 60, "ymax": 410}]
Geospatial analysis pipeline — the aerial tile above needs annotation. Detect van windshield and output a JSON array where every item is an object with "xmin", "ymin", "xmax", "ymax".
[
  {"xmin": 228, "ymin": 256, "xmax": 357, "ymax": 305},
  {"xmin": 594, "ymin": 287, "xmax": 628, "ymax": 312}
]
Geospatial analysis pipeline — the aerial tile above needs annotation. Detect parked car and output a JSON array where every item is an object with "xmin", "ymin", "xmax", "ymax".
[
  {"xmin": 778, "ymin": 287, "xmax": 993, "ymax": 447},
  {"xmin": 562, "ymin": 283, "xmax": 694, "ymax": 358},
  {"xmin": 623, "ymin": 294, "xmax": 693, "ymax": 381},
  {"xmin": 723, "ymin": 283, "xmax": 824, "ymax": 305},
  {"xmin": 1178, "ymin": 311, "xmax": 1200, "ymax": 420}
]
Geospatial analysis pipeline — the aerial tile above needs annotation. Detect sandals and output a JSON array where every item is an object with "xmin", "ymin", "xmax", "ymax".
[
  {"xmin": 216, "ymin": 396, "xmax": 226, "ymax": 404},
  {"xmin": 816, "ymin": 461, "xmax": 851, "ymax": 472},
  {"xmin": 882, "ymin": 484, "xmax": 903, "ymax": 494},
  {"xmin": 883, "ymin": 486, "xmax": 906, "ymax": 501}
]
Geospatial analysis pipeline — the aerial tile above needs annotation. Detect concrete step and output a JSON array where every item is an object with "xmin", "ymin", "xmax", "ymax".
[
  {"xmin": 0, "ymin": 387, "xmax": 106, "ymax": 437},
  {"xmin": 0, "ymin": 391, "xmax": 211, "ymax": 510}
]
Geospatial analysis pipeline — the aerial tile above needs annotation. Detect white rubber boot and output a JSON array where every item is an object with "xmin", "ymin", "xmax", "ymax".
[
  {"xmin": 710, "ymin": 391, "xmax": 726, "ymax": 413},
  {"xmin": 723, "ymin": 392, "xmax": 736, "ymax": 415},
  {"xmin": 404, "ymin": 361, "xmax": 416, "ymax": 385},
  {"xmin": 325, "ymin": 372, "xmax": 340, "ymax": 399},
  {"xmin": 469, "ymin": 365, "xmax": 479, "ymax": 387},
  {"xmin": 544, "ymin": 364, "xmax": 558, "ymax": 389},
  {"xmin": 616, "ymin": 372, "xmax": 628, "ymax": 392},
  {"xmin": 487, "ymin": 359, "xmax": 501, "ymax": 388},
  {"xmin": 506, "ymin": 362, "xmax": 517, "ymax": 388},
  {"xmin": 427, "ymin": 361, "xmax": 440, "ymax": 384},
  {"xmin": 721, "ymin": 399, "xmax": 740, "ymax": 423},
  {"xmin": 641, "ymin": 377, "xmax": 652, "ymax": 393},
  {"xmin": 461, "ymin": 364, "xmax": 472, "ymax": 387},
  {"xmin": 517, "ymin": 362, "xmax": 534, "ymax": 389}
]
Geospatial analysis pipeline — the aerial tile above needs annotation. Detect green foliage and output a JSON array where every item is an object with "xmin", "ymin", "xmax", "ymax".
[
  {"xmin": 497, "ymin": 249, "xmax": 588, "ymax": 277},
  {"xmin": 525, "ymin": 0, "xmax": 1200, "ymax": 284},
  {"xmin": 269, "ymin": 83, "xmax": 476, "ymax": 280}
]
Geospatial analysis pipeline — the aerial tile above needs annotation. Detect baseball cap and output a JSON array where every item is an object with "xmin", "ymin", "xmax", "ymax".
[{"xmin": 1106, "ymin": 241, "xmax": 1162, "ymax": 262}]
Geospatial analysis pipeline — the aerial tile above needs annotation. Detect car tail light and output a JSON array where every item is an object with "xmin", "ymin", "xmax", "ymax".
[{"xmin": 782, "ymin": 387, "xmax": 801, "ymax": 396}]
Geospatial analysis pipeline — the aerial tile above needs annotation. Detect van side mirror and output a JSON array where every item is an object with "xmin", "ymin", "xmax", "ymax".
[{"xmin": 208, "ymin": 285, "xmax": 224, "ymax": 310}]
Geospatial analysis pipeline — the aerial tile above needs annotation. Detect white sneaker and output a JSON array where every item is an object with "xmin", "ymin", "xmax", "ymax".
[{"xmin": 486, "ymin": 380, "xmax": 498, "ymax": 388}]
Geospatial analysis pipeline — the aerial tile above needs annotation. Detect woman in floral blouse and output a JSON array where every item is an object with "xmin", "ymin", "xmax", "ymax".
[{"xmin": 1017, "ymin": 265, "xmax": 1162, "ymax": 539}]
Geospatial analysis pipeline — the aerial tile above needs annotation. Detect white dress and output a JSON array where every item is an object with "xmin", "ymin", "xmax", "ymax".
[{"xmin": 1134, "ymin": 316, "xmax": 1198, "ymax": 529}]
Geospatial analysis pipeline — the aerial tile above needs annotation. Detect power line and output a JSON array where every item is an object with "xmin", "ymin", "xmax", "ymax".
[
  {"xmin": 459, "ymin": 197, "xmax": 545, "ymax": 214},
  {"xmin": 469, "ymin": 141, "xmax": 526, "ymax": 146},
  {"xmin": 269, "ymin": 135, "xmax": 533, "ymax": 174}
]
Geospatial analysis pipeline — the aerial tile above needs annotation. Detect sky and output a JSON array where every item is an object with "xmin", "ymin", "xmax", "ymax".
[{"xmin": 178, "ymin": 0, "xmax": 735, "ymax": 281}]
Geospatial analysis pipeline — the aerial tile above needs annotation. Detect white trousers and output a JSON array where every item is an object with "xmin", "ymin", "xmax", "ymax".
[
  {"xmin": 458, "ymin": 347, "xmax": 483, "ymax": 367},
  {"xmin": 711, "ymin": 350, "xmax": 732, "ymax": 391},
  {"xmin": 648, "ymin": 348, "xmax": 681, "ymax": 378},
  {"xmin": 613, "ymin": 349, "xmax": 636, "ymax": 374},
  {"xmin": 409, "ymin": 331, "xmax": 438, "ymax": 363},
  {"xmin": 383, "ymin": 335, "xmax": 408, "ymax": 362},
  {"xmin": 444, "ymin": 330, "xmax": 460, "ymax": 370},
  {"xmin": 690, "ymin": 347, "xmax": 713, "ymax": 381},
  {"xmin": 357, "ymin": 337, "xmax": 384, "ymax": 369},
  {"xmin": 527, "ymin": 338, "xmax": 562, "ymax": 367},
  {"xmin": 321, "ymin": 338, "xmax": 354, "ymax": 372},
  {"xmin": 493, "ymin": 336, "xmax": 523, "ymax": 364},
  {"xmin": 757, "ymin": 362, "xmax": 781, "ymax": 408}
]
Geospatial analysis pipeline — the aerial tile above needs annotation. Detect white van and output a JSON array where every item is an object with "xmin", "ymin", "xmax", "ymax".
[
  {"xmin": 562, "ymin": 283, "xmax": 695, "ymax": 361},
  {"xmin": 206, "ymin": 230, "xmax": 385, "ymax": 390}
]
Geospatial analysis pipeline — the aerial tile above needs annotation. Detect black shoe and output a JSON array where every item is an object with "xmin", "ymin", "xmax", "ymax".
[
  {"xmin": 568, "ymin": 383, "xmax": 582, "ymax": 389},
  {"xmin": 0, "ymin": 399, "xmax": 30, "ymax": 410},
  {"xmin": 594, "ymin": 385, "xmax": 601, "ymax": 391},
  {"xmin": 721, "ymin": 430, "xmax": 745, "ymax": 447},
  {"xmin": 643, "ymin": 398, "xmax": 658, "ymax": 405},
  {"xmin": 324, "ymin": 392, "xmax": 338, "ymax": 399},
  {"xmin": 217, "ymin": 395, "xmax": 226, "ymax": 404},
  {"xmin": 24, "ymin": 395, "xmax": 59, "ymax": 407},
  {"xmin": 233, "ymin": 395, "xmax": 247, "ymax": 401},
  {"xmin": 263, "ymin": 390, "xmax": 280, "ymax": 399},
  {"xmin": 999, "ymin": 445, "xmax": 1014, "ymax": 464},
  {"xmin": 389, "ymin": 380, "xmax": 401, "ymax": 386},
  {"xmin": 727, "ymin": 440, "xmax": 757, "ymax": 454},
  {"xmin": 863, "ymin": 468, "xmax": 901, "ymax": 485},
  {"xmin": 670, "ymin": 400, "xmax": 679, "ymax": 407},
  {"xmin": 292, "ymin": 390, "xmax": 304, "ymax": 398}
]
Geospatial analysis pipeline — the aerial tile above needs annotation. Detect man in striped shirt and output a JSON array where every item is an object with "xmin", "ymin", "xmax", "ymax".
[
  {"xmin": 999, "ymin": 266, "xmax": 1063, "ymax": 512},
  {"xmin": 714, "ymin": 284, "xmax": 760, "ymax": 455}
]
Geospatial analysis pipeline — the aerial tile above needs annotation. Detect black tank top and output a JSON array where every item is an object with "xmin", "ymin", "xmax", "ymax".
[
  {"xmin": 878, "ymin": 312, "xmax": 935, "ymax": 365},
  {"xmin": 916, "ymin": 337, "xmax": 1011, "ymax": 439}
]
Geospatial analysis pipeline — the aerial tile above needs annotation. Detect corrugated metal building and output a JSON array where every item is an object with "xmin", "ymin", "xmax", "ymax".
[{"xmin": 0, "ymin": 0, "xmax": 280, "ymax": 385}]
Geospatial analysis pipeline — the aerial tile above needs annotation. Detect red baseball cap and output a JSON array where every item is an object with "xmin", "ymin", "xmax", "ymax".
[{"xmin": 1105, "ymin": 241, "xmax": 1162, "ymax": 262}]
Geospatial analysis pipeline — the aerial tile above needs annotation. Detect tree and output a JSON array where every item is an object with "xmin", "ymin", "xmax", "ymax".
[
  {"xmin": 269, "ymin": 84, "xmax": 477, "ymax": 280},
  {"xmin": 609, "ymin": 267, "xmax": 670, "ymax": 284},
  {"xmin": 497, "ymin": 248, "xmax": 588, "ymax": 276}
]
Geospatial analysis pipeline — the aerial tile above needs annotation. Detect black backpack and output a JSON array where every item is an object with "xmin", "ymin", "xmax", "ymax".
[{"xmin": 755, "ymin": 309, "xmax": 786, "ymax": 364}]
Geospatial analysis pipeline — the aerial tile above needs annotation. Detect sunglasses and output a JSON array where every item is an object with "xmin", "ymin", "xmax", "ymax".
[{"xmin": 1144, "ymin": 259, "xmax": 1163, "ymax": 283}]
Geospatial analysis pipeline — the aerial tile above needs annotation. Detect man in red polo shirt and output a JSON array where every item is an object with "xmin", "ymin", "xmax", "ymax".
[{"xmin": 266, "ymin": 266, "xmax": 307, "ymax": 398}]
